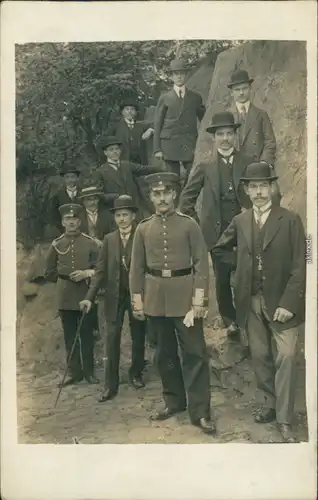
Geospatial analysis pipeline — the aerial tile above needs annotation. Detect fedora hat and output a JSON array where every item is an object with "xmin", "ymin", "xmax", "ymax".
[
  {"xmin": 97, "ymin": 136, "xmax": 122, "ymax": 151},
  {"xmin": 167, "ymin": 58, "xmax": 189, "ymax": 73},
  {"xmin": 228, "ymin": 69, "xmax": 254, "ymax": 88},
  {"xmin": 240, "ymin": 162, "xmax": 278, "ymax": 182},
  {"xmin": 206, "ymin": 111, "xmax": 241, "ymax": 133},
  {"xmin": 110, "ymin": 194, "xmax": 138, "ymax": 213},
  {"xmin": 119, "ymin": 99, "xmax": 139, "ymax": 112},
  {"xmin": 78, "ymin": 186, "xmax": 103, "ymax": 199}
]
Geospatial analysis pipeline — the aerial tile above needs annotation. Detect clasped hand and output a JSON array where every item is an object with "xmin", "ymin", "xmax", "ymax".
[
  {"xmin": 69, "ymin": 269, "xmax": 92, "ymax": 282},
  {"xmin": 273, "ymin": 307, "xmax": 293, "ymax": 323}
]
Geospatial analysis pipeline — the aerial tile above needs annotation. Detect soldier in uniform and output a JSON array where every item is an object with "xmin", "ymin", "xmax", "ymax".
[
  {"xmin": 44, "ymin": 204, "xmax": 100, "ymax": 387},
  {"xmin": 129, "ymin": 172, "xmax": 216, "ymax": 435}
]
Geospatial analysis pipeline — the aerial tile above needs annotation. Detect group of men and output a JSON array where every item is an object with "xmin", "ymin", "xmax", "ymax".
[{"xmin": 44, "ymin": 60, "xmax": 306, "ymax": 443}]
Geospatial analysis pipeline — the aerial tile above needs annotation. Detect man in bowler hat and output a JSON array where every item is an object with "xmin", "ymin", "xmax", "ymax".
[
  {"xmin": 153, "ymin": 59, "xmax": 206, "ymax": 187},
  {"xmin": 80, "ymin": 195, "xmax": 146, "ymax": 402},
  {"xmin": 130, "ymin": 172, "xmax": 216, "ymax": 435},
  {"xmin": 212, "ymin": 162, "xmax": 306, "ymax": 443},
  {"xmin": 227, "ymin": 69, "xmax": 276, "ymax": 165},
  {"xmin": 44, "ymin": 204, "xmax": 100, "ymax": 386},
  {"xmin": 95, "ymin": 136, "xmax": 164, "ymax": 220},
  {"xmin": 107, "ymin": 99, "xmax": 154, "ymax": 166},
  {"xmin": 48, "ymin": 163, "xmax": 83, "ymax": 234}
]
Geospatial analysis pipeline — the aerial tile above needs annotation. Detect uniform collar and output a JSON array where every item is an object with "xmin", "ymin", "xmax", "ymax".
[
  {"xmin": 155, "ymin": 209, "xmax": 176, "ymax": 218},
  {"xmin": 64, "ymin": 231, "xmax": 81, "ymax": 238}
]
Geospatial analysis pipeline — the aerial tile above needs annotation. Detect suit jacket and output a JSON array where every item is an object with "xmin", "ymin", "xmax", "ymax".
[
  {"xmin": 48, "ymin": 187, "xmax": 83, "ymax": 233},
  {"xmin": 79, "ymin": 204, "xmax": 116, "ymax": 241},
  {"xmin": 153, "ymin": 88, "xmax": 206, "ymax": 162},
  {"xmin": 212, "ymin": 206, "xmax": 306, "ymax": 331},
  {"xmin": 107, "ymin": 118, "xmax": 152, "ymax": 165},
  {"xmin": 94, "ymin": 160, "xmax": 163, "ymax": 220},
  {"xmin": 85, "ymin": 227, "xmax": 135, "ymax": 323},
  {"xmin": 129, "ymin": 211, "xmax": 209, "ymax": 317},
  {"xmin": 230, "ymin": 103, "xmax": 276, "ymax": 165},
  {"xmin": 180, "ymin": 151, "xmax": 255, "ymax": 251}
]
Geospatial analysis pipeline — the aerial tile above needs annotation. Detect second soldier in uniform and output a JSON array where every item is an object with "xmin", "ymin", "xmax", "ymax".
[{"xmin": 129, "ymin": 172, "xmax": 216, "ymax": 435}]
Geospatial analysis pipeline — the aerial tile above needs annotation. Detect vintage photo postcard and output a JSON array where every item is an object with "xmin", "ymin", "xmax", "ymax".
[{"xmin": 1, "ymin": 1, "xmax": 317, "ymax": 499}]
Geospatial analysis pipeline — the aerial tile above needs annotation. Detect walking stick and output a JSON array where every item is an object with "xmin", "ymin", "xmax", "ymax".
[{"xmin": 54, "ymin": 308, "xmax": 87, "ymax": 408}]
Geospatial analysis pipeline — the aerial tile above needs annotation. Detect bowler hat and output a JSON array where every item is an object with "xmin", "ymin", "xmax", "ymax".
[
  {"xmin": 240, "ymin": 162, "xmax": 278, "ymax": 182},
  {"xmin": 228, "ymin": 69, "xmax": 254, "ymax": 88},
  {"xmin": 97, "ymin": 136, "xmax": 122, "ymax": 151},
  {"xmin": 110, "ymin": 194, "xmax": 138, "ymax": 213},
  {"xmin": 167, "ymin": 59, "xmax": 189, "ymax": 73},
  {"xmin": 59, "ymin": 165, "xmax": 80, "ymax": 176},
  {"xmin": 58, "ymin": 203, "xmax": 83, "ymax": 218},
  {"xmin": 206, "ymin": 112, "xmax": 241, "ymax": 133},
  {"xmin": 119, "ymin": 99, "xmax": 139, "ymax": 112},
  {"xmin": 144, "ymin": 172, "xmax": 180, "ymax": 189},
  {"xmin": 78, "ymin": 186, "xmax": 103, "ymax": 199}
]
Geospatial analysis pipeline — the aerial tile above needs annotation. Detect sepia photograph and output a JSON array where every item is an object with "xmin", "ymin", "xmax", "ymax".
[
  {"xmin": 1, "ymin": 2, "xmax": 317, "ymax": 500},
  {"xmin": 15, "ymin": 38, "xmax": 308, "ymax": 445}
]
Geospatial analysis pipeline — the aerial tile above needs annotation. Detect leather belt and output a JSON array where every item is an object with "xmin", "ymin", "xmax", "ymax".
[
  {"xmin": 58, "ymin": 274, "xmax": 71, "ymax": 281},
  {"xmin": 146, "ymin": 267, "xmax": 192, "ymax": 278}
]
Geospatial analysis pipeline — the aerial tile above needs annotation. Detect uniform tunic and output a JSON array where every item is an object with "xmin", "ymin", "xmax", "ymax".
[
  {"xmin": 129, "ymin": 211, "xmax": 209, "ymax": 317},
  {"xmin": 44, "ymin": 232, "xmax": 100, "ymax": 310}
]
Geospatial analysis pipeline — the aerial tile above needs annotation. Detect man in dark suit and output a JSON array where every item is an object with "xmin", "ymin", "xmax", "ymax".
[
  {"xmin": 107, "ymin": 99, "xmax": 154, "ymax": 166},
  {"xmin": 227, "ymin": 70, "xmax": 276, "ymax": 165},
  {"xmin": 48, "ymin": 164, "xmax": 83, "ymax": 234},
  {"xmin": 44, "ymin": 204, "xmax": 100, "ymax": 387},
  {"xmin": 153, "ymin": 59, "xmax": 206, "ymax": 187},
  {"xmin": 212, "ymin": 163, "xmax": 306, "ymax": 443},
  {"xmin": 94, "ymin": 136, "xmax": 164, "ymax": 220},
  {"xmin": 78, "ymin": 185, "xmax": 115, "ymax": 243},
  {"xmin": 80, "ymin": 195, "xmax": 146, "ymax": 402},
  {"xmin": 130, "ymin": 172, "xmax": 216, "ymax": 436}
]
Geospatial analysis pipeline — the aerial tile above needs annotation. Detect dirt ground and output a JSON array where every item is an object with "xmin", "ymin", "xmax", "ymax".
[{"xmin": 17, "ymin": 317, "xmax": 308, "ymax": 445}]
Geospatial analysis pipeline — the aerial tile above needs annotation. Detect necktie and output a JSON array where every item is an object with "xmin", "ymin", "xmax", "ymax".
[
  {"xmin": 240, "ymin": 105, "xmax": 247, "ymax": 121},
  {"xmin": 255, "ymin": 209, "xmax": 263, "ymax": 228},
  {"xmin": 179, "ymin": 90, "xmax": 183, "ymax": 99}
]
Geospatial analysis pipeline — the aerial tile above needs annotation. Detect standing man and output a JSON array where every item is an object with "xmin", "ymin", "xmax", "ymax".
[
  {"xmin": 107, "ymin": 99, "xmax": 154, "ymax": 166},
  {"xmin": 95, "ymin": 136, "xmax": 164, "ymax": 220},
  {"xmin": 79, "ymin": 185, "xmax": 115, "ymax": 243},
  {"xmin": 80, "ymin": 195, "xmax": 146, "ymax": 402},
  {"xmin": 212, "ymin": 162, "xmax": 306, "ymax": 443},
  {"xmin": 227, "ymin": 69, "xmax": 276, "ymax": 165},
  {"xmin": 180, "ymin": 112, "xmax": 255, "ymax": 336},
  {"xmin": 153, "ymin": 58, "xmax": 206, "ymax": 188},
  {"xmin": 44, "ymin": 204, "xmax": 100, "ymax": 387},
  {"xmin": 129, "ymin": 172, "xmax": 216, "ymax": 435},
  {"xmin": 48, "ymin": 164, "xmax": 82, "ymax": 234}
]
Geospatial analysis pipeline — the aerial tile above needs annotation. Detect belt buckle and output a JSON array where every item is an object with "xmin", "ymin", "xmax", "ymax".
[{"xmin": 162, "ymin": 269, "xmax": 171, "ymax": 278}]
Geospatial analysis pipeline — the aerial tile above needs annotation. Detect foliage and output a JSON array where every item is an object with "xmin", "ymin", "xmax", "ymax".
[{"xmin": 16, "ymin": 40, "xmax": 235, "ymax": 177}]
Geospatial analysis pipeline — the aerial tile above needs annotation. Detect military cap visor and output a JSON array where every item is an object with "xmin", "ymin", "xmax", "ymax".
[
  {"xmin": 145, "ymin": 172, "xmax": 180, "ymax": 189},
  {"xmin": 59, "ymin": 203, "xmax": 83, "ymax": 218}
]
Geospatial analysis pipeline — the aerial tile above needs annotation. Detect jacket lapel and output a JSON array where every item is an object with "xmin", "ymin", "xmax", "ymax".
[
  {"xmin": 206, "ymin": 154, "xmax": 221, "ymax": 201},
  {"xmin": 241, "ymin": 104, "xmax": 260, "ymax": 143},
  {"xmin": 240, "ymin": 209, "xmax": 253, "ymax": 253},
  {"xmin": 263, "ymin": 207, "xmax": 283, "ymax": 250},
  {"xmin": 232, "ymin": 150, "xmax": 246, "ymax": 193}
]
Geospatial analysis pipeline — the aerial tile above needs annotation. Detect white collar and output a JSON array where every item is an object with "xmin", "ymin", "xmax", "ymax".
[
  {"xmin": 66, "ymin": 187, "xmax": 77, "ymax": 193},
  {"xmin": 86, "ymin": 208, "xmax": 98, "ymax": 216},
  {"xmin": 253, "ymin": 200, "xmax": 272, "ymax": 214},
  {"xmin": 124, "ymin": 118, "xmax": 135, "ymax": 126},
  {"xmin": 119, "ymin": 226, "xmax": 132, "ymax": 237},
  {"xmin": 174, "ymin": 84, "xmax": 186, "ymax": 97},
  {"xmin": 218, "ymin": 147, "xmax": 234, "ymax": 158},
  {"xmin": 236, "ymin": 101, "xmax": 250, "ymax": 113}
]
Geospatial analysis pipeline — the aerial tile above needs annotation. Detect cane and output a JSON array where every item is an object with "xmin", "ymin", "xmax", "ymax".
[{"xmin": 54, "ymin": 308, "xmax": 87, "ymax": 408}]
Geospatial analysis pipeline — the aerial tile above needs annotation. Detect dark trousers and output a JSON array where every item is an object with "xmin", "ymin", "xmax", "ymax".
[
  {"xmin": 104, "ymin": 290, "xmax": 146, "ymax": 392},
  {"xmin": 149, "ymin": 316, "xmax": 211, "ymax": 422},
  {"xmin": 210, "ymin": 252, "xmax": 236, "ymax": 327},
  {"xmin": 59, "ymin": 309, "xmax": 95, "ymax": 379}
]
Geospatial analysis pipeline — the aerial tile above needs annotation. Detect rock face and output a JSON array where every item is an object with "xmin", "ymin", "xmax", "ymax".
[{"xmin": 194, "ymin": 40, "xmax": 307, "ymax": 224}]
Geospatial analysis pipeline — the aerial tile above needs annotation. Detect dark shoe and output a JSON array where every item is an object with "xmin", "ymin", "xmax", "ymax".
[
  {"xmin": 85, "ymin": 375, "xmax": 100, "ymax": 384},
  {"xmin": 277, "ymin": 424, "xmax": 298, "ymax": 443},
  {"xmin": 254, "ymin": 408, "xmax": 276, "ymax": 423},
  {"xmin": 57, "ymin": 376, "xmax": 83, "ymax": 388},
  {"xmin": 98, "ymin": 389, "xmax": 118, "ymax": 403},
  {"xmin": 227, "ymin": 323, "xmax": 240, "ymax": 338},
  {"xmin": 193, "ymin": 417, "xmax": 217, "ymax": 435},
  {"xmin": 129, "ymin": 373, "xmax": 145, "ymax": 389},
  {"xmin": 151, "ymin": 406, "xmax": 186, "ymax": 421}
]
